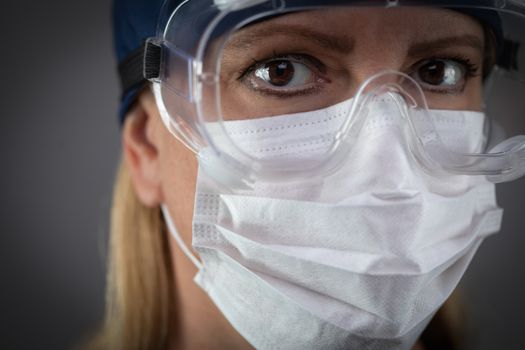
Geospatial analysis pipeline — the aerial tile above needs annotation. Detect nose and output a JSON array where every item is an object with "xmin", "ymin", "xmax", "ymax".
[
  {"xmin": 353, "ymin": 70, "xmax": 425, "ymax": 110},
  {"xmin": 343, "ymin": 91, "xmax": 425, "ymax": 195}
]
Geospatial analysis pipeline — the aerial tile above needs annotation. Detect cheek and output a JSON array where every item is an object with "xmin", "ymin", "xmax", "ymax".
[
  {"xmin": 160, "ymin": 128, "xmax": 199, "ymax": 246},
  {"xmin": 468, "ymin": 77, "xmax": 484, "ymax": 111},
  {"xmin": 457, "ymin": 76, "xmax": 484, "ymax": 111},
  {"xmin": 425, "ymin": 76, "xmax": 484, "ymax": 111}
]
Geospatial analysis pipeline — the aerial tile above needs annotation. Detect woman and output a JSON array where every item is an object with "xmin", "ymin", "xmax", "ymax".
[{"xmin": 91, "ymin": 0, "xmax": 525, "ymax": 349}]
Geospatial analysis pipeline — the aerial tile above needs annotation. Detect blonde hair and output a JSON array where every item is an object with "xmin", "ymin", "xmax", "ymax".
[
  {"xmin": 87, "ymin": 160, "xmax": 174, "ymax": 350},
  {"xmin": 86, "ymin": 161, "xmax": 467, "ymax": 350}
]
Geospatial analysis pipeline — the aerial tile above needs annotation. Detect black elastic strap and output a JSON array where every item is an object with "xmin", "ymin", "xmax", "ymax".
[{"xmin": 118, "ymin": 40, "xmax": 162, "ymax": 94}]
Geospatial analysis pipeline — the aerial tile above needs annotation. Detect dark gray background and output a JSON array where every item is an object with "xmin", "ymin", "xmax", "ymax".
[{"xmin": 0, "ymin": 1, "xmax": 524, "ymax": 349}]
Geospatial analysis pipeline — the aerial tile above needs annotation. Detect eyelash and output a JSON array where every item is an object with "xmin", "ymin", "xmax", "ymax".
[
  {"xmin": 417, "ymin": 55, "xmax": 481, "ymax": 94},
  {"xmin": 236, "ymin": 52, "xmax": 328, "ymax": 97},
  {"xmin": 237, "ymin": 51, "xmax": 292, "ymax": 80},
  {"xmin": 451, "ymin": 56, "xmax": 480, "ymax": 77},
  {"xmin": 236, "ymin": 53, "xmax": 481, "ymax": 96}
]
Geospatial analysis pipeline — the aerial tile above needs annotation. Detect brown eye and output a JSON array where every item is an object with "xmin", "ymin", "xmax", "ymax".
[
  {"xmin": 259, "ymin": 60, "xmax": 295, "ymax": 86},
  {"xmin": 253, "ymin": 59, "xmax": 312, "ymax": 88},
  {"xmin": 416, "ymin": 59, "xmax": 465, "ymax": 88}
]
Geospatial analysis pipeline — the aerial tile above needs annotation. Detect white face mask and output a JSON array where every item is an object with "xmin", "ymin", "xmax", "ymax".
[{"xmin": 162, "ymin": 95, "xmax": 503, "ymax": 350}]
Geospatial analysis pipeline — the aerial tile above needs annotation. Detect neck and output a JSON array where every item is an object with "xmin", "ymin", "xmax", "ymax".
[{"xmin": 167, "ymin": 236, "xmax": 253, "ymax": 350}]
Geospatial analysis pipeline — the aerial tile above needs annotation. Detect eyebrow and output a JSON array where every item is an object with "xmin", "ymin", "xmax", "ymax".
[
  {"xmin": 408, "ymin": 35, "xmax": 484, "ymax": 57},
  {"xmin": 224, "ymin": 25, "xmax": 484, "ymax": 61},
  {"xmin": 225, "ymin": 24, "xmax": 355, "ymax": 55}
]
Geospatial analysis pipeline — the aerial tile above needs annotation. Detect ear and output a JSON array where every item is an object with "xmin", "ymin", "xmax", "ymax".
[{"xmin": 122, "ymin": 88, "xmax": 164, "ymax": 207}]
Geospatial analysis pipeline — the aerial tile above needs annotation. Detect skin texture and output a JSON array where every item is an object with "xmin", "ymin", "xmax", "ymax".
[
  {"xmin": 122, "ymin": 7, "xmax": 485, "ymax": 350},
  {"xmin": 124, "ymin": 92, "xmax": 252, "ymax": 349},
  {"xmin": 219, "ymin": 8, "xmax": 484, "ymax": 119}
]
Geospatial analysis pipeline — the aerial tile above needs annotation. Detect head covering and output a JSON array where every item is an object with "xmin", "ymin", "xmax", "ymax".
[
  {"xmin": 112, "ymin": 0, "xmax": 505, "ymax": 123},
  {"xmin": 113, "ymin": 0, "xmax": 183, "ymax": 122}
]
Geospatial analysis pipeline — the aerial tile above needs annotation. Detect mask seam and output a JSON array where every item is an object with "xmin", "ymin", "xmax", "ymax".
[
  {"xmin": 223, "ymin": 97, "xmax": 405, "ymax": 137},
  {"xmin": 225, "ymin": 110, "xmax": 347, "ymax": 136},
  {"xmin": 252, "ymin": 121, "xmax": 407, "ymax": 156}
]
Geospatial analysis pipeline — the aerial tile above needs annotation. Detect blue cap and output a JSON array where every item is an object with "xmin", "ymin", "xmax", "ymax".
[{"xmin": 113, "ymin": 0, "xmax": 182, "ymax": 123}]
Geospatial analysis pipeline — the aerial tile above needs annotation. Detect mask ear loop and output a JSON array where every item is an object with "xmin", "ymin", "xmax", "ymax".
[{"xmin": 161, "ymin": 204, "xmax": 203, "ymax": 270}]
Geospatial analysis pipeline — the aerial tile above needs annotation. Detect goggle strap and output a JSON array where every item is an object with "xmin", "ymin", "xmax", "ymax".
[
  {"xmin": 117, "ymin": 44, "xmax": 144, "ymax": 94},
  {"xmin": 144, "ymin": 39, "xmax": 162, "ymax": 80},
  {"xmin": 117, "ymin": 39, "xmax": 162, "ymax": 96}
]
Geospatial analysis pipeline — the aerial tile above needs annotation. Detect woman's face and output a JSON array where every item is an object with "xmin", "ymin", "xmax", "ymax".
[
  {"xmin": 151, "ymin": 6, "xmax": 488, "ymax": 253},
  {"xmin": 218, "ymin": 7, "xmax": 486, "ymax": 120},
  {"xmin": 126, "ymin": 10, "xmax": 489, "ymax": 345}
]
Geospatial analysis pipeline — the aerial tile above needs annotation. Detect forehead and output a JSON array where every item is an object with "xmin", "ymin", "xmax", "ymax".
[{"xmin": 228, "ymin": 7, "xmax": 484, "ymax": 48}]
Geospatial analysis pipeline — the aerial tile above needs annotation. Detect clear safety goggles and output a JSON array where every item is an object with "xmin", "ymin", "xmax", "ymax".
[{"xmin": 134, "ymin": 0, "xmax": 525, "ymax": 187}]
